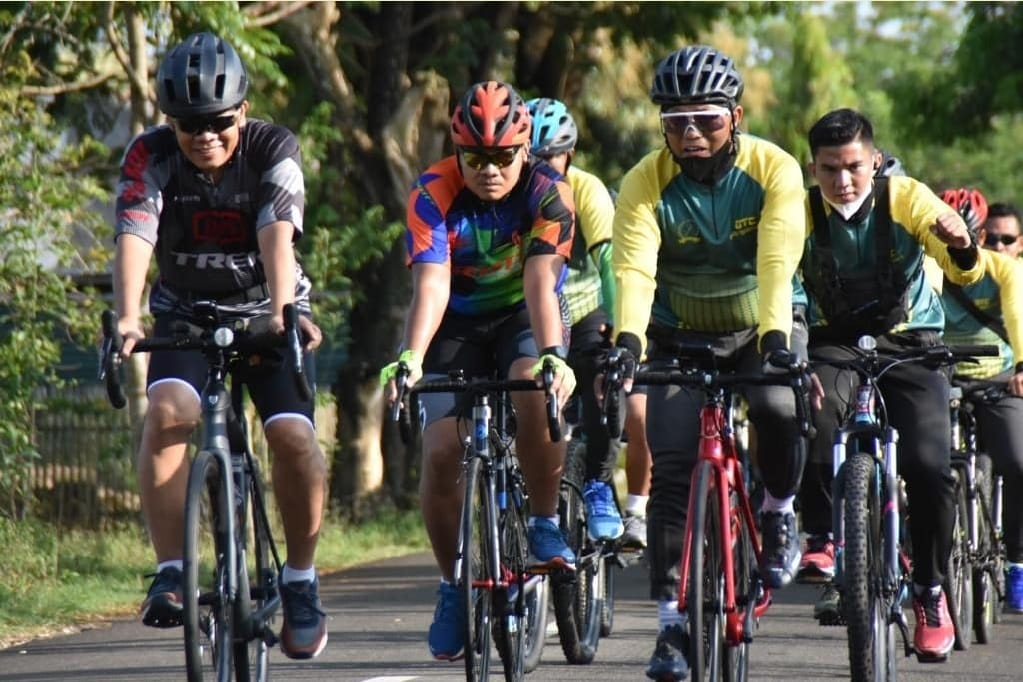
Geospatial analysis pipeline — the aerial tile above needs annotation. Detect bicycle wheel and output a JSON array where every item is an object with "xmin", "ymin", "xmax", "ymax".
[
  {"xmin": 233, "ymin": 457, "xmax": 275, "ymax": 682},
  {"xmin": 183, "ymin": 450, "xmax": 234, "ymax": 682},
  {"xmin": 461, "ymin": 456, "xmax": 493, "ymax": 681},
  {"xmin": 946, "ymin": 466, "xmax": 972, "ymax": 651},
  {"xmin": 840, "ymin": 453, "xmax": 895, "ymax": 682},
  {"xmin": 688, "ymin": 458, "xmax": 729, "ymax": 681},
  {"xmin": 599, "ymin": 554, "xmax": 615, "ymax": 637},
  {"xmin": 521, "ymin": 571, "xmax": 548, "ymax": 673},
  {"xmin": 725, "ymin": 485, "xmax": 757, "ymax": 682},
  {"xmin": 552, "ymin": 439, "xmax": 600, "ymax": 664},
  {"xmin": 494, "ymin": 504, "xmax": 528, "ymax": 682},
  {"xmin": 972, "ymin": 453, "xmax": 999, "ymax": 642}
]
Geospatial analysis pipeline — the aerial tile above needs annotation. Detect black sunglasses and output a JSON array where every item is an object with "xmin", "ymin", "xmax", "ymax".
[
  {"xmin": 459, "ymin": 146, "xmax": 521, "ymax": 170},
  {"xmin": 984, "ymin": 233, "xmax": 1019, "ymax": 247},
  {"xmin": 175, "ymin": 112, "xmax": 239, "ymax": 135}
]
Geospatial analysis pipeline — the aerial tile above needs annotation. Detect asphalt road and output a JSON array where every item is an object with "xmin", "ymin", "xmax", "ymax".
[{"xmin": 3, "ymin": 551, "xmax": 1022, "ymax": 681}]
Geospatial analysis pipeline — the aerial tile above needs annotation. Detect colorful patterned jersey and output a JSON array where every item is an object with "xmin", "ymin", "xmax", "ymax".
[
  {"xmin": 114, "ymin": 120, "xmax": 311, "ymax": 317},
  {"xmin": 562, "ymin": 166, "xmax": 615, "ymax": 327},
  {"xmin": 941, "ymin": 249, "xmax": 1023, "ymax": 378},
  {"xmin": 406, "ymin": 156, "xmax": 574, "ymax": 316},
  {"xmin": 801, "ymin": 175, "xmax": 984, "ymax": 335},
  {"xmin": 613, "ymin": 134, "xmax": 806, "ymax": 354}
]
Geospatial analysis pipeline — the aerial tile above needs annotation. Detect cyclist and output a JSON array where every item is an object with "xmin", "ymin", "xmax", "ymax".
[
  {"xmin": 524, "ymin": 97, "xmax": 652, "ymax": 547},
  {"xmin": 379, "ymin": 80, "xmax": 577, "ymax": 661},
  {"xmin": 113, "ymin": 33, "xmax": 328, "ymax": 659},
  {"xmin": 939, "ymin": 189, "xmax": 1023, "ymax": 614},
  {"xmin": 797, "ymin": 108, "xmax": 983, "ymax": 661},
  {"xmin": 607, "ymin": 45, "xmax": 810, "ymax": 680}
]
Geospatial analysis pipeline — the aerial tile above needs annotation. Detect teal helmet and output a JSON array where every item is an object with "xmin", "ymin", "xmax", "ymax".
[{"xmin": 526, "ymin": 98, "xmax": 578, "ymax": 156}]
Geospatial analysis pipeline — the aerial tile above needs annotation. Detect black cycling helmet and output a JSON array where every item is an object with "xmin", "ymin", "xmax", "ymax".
[
  {"xmin": 156, "ymin": 32, "xmax": 249, "ymax": 118},
  {"xmin": 650, "ymin": 45, "xmax": 744, "ymax": 108},
  {"xmin": 526, "ymin": 98, "xmax": 578, "ymax": 156},
  {"xmin": 875, "ymin": 150, "xmax": 906, "ymax": 177}
]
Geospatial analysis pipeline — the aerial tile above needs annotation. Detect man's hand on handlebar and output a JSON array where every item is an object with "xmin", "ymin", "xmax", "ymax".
[
  {"xmin": 380, "ymin": 350, "xmax": 424, "ymax": 404},
  {"xmin": 532, "ymin": 354, "xmax": 576, "ymax": 407},
  {"xmin": 116, "ymin": 315, "xmax": 145, "ymax": 359},
  {"xmin": 270, "ymin": 311, "xmax": 322, "ymax": 351}
]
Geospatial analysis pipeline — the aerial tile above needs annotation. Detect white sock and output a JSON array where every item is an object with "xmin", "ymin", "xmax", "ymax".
[
  {"xmin": 157, "ymin": 559, "xmax": 183, "ymax": 573},
  {"xmin": 528, "ymin": 515, "xmax": 560, "ymax": 528},
  {"xmin": 657, "ymin": 599, "xmax": 687, "ymax": 630},
  {"xmin": 626, "ymin": 494, "xmax": 648, "ymax": 516},
  {"xmin": 760, "ymin": 492, "xmax": 795, "ymax": 514},
  {"xmin": 282, "ymin": 563, "xmax": 317, "ymax": 585}
]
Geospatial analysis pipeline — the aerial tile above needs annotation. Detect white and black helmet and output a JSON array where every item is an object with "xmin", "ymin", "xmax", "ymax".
[
  {"xmin": 156, "ymin": 32, "xmax": 249, "ymax": 118},
  {"xmin": 650, "ymin": 45, "xmax": 743, "ymax": 108}
]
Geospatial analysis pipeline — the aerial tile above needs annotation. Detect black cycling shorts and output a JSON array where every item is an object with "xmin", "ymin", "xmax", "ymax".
[
  {"xmin": 418, "ymin": 307, "xmax": 538, "ymax": 427},
  {"xmin": 146, "ymin": 314, "xmax": 317, "ymax": 427}
]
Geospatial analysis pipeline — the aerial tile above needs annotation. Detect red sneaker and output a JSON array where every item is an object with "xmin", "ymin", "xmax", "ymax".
[
  {"xmin": 912, "ymin": 589, "xmax": 953, "ymax": 661},
  {"xmin": 796, "ymin": 536, "xmax": 835, "ymax": 584}
]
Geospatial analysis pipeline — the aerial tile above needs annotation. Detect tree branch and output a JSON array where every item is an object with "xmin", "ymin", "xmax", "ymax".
[
  {"xmin": 244, "ymin": 0, "xmax": 316, "ymax": 28},
  {"xmin": 104, "ymin": 2, "xmax": 151, "ymax": 102},
  {"xmin": 21, "ymin": 71, "xmax": 116, "ymax": 97}
]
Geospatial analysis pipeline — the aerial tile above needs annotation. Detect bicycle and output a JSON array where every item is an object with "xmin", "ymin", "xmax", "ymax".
[
  {"xmin": 550, "ymin": 395, "xmax": 637, "ymax": 665},
  {"xmin": 392, "ymin": 363, "xmax": 561, "ymax": 682},
  {"xmin": 100, "ymin": 302, "xmax": 312, "ymax": 682},
  {"xmin": 603, "ymin": 342, "xmax": 813, "ymax": 681},
  {"xmin": 817, "ymin": 337, "xmax": 996, "ymax": 680},
  {"xmin": 948, "ymin": 380, "xmax": 1008, "ymax": 645}
]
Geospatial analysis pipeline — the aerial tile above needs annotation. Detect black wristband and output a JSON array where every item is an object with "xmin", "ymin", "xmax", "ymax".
[
  {"xmin": 540, "ymin": 345, "xmax": 568, "ymax": 360},
  {"xmin": 759, "ymin": 329, "xmax": 788, "ymax": 354},
  {"xmin": 947, "ymin": 231, "xmax": 979, "ymax": 271},
  {"xmin": 615, "ymin": 331, "xmax": 643, "ymax": 358},
  {"xmin": 1015, "ymin": 362, "xmax": 1023, "ymax": 374}
]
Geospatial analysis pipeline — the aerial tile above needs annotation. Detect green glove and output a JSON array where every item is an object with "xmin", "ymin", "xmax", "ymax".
[
  {"xmin": 379, "ymin": 349, "xmax": 423, "ymax": 387},
  {"xmin": 532, "ymin": 354, "xmax": 577, "ymax": 396}
]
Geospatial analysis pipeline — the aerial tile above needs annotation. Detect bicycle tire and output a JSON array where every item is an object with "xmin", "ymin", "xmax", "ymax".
[
  {"xmin": 840, "ymin": 453, "xmax": 895, "ymax": 682},
  {"xmin": 521, "ymin": 571, "xmax": 548, "ymax": 673},
  {"xmin": 461, "ymin": 456, "xmax": 493, "ymax": 681},
  {"xmin": 725, "ymin": 485, "xmax": 755, "ymax": 682},
  {"xmin": 599, "ymin": 555, "xmax": 615, "ymax": 637},
  {"xmin": 946, "ymin": 465, "xmax": 972, "ymax": 651},
  {"xmin": 688, "ymin": 458, "xmax": 728, "ymax": 681},
  {"xmin": 234, "ymin": 457, "xmax": 274, "ymax": 682},
  {"xmin": 972, "ymin": 453, "xmax": 998, "ymax": 641},
  {"xmin": 552, "ymin": 439, "xmax": 600, "ymax": 664},
  {"xmin": 494, "ymin": 505, "xmax": 528, "ymax": 681},
  {"xmin": 183, "ymin": 450, "xmax": 235, "ymax": 682}
]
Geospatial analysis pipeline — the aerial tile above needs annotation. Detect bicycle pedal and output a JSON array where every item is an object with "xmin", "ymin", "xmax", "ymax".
[
  {"xmin": 815, "ymin": 613, "xmax": 845, "ymax": 627},
  {"xmin": 261, "ymin": 627, "xmax": 279, "ymax": 648}
]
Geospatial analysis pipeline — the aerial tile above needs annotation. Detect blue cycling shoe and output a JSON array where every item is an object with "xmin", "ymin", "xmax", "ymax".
[
  {"xmin": 583, "ymin": 479, "xmax": 625, "ymax": 541},
  {"xmin": 428, "ymin": 581, "xmax": 465, "ymax": 660},
  {"xmin": 527, "ymin": 518, "xmax": 576, "ymax": 570}
]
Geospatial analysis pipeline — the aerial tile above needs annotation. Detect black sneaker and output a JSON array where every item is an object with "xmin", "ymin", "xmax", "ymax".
[
  {"xmin": 645, "ymin": 623, "xmax": 690, "ymax": 681},
  {"xmin": 279, "ymin": 578, "xmax": 328, "ymax": 659},
  {"xmin": 140, "ymin": 567, "xmax": 184, "ymax": 628},
  {"xmin": 760, "ymin": 511, "xmax": 801, "ymax": 589}
]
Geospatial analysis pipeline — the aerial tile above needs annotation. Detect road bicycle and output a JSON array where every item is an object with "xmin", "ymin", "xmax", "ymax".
[
  {"xmin": 948, "ymin": 380, "xmax": 1008, "ymax": 645},
  {"xmin": 393, "ymin": 364, "xmax": 561, "ymax": 681},
  {"xmin": 100, "ymin": 302, "xmax": 311, "ymax": 682},
  {"xmin": 818, "ymin": 337, "xmax": 995, "ymax": 681},
  {"xmin": 603, "ymin": 342, "xmax": 813, "ymax": 681},
  {"xmin": 549, "ymin": 396, "xmax": 638, "ymax": 665}
]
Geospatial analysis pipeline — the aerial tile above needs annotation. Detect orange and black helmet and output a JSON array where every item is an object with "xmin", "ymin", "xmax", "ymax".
[
  {"xmin": 451, "ymin": 81, "xmax": 531, "ymax": 148},
  {"xmin": 940, "ymin": 187, "xmax": 989, "ymax": 232}
]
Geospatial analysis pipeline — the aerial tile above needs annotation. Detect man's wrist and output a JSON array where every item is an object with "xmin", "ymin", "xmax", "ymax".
[
  {"xmin": 539, "ymin": 345, "xmax": 569, "ymax": 361},
  {"xmin": 615, "ymin": 332, "xmax": 643, "ymax": 358}
]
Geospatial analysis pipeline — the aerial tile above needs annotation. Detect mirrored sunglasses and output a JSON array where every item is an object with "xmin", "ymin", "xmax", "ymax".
[
  {"xmin": 459, "ymin": 146, "xmax": 521, "ymax": 170},
  {"xmin": 659, "ymin": 110, "xmax": 731, "ymax": 136},
  {"xmin": 176, "ymin": 112, "xmax": 239, "ymax": 135},
  {"xmin": 984, "ymin": 233, "xmax": 1019, "ymax": 247}
]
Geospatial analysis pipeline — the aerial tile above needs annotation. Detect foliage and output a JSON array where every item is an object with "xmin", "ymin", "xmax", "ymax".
[{"xmin": 0, "ymin": 55, "xmax": 110, "ymax": 517}]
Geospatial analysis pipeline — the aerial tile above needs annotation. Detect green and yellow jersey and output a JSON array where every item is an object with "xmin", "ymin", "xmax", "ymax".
[
  {"xmin": 561, "ymin": 166, "xmax": 616, "ymax": 327},
  {"xmin": 613, "ymin": 134, "xmax": 806, "ymax": 355}
]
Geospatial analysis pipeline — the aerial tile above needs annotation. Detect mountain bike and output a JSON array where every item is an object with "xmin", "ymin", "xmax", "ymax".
[
  {"xmin": 603, "ymin": 342, "xmax": 813, "ymax": 681},
  {"xmin": 393, "ymin": 364, "xmax": 560, "ymax": 681},
  {"xmin": 949, "ymin": 380, "xmax": 1009, "ymax": 645},
  {"xmin": 818, "ymin": 337, "xmax": 996, "ymax": 680},
  {"xmin": 100, "ymin": 302, "xmax": 312, "ymax": 682}
]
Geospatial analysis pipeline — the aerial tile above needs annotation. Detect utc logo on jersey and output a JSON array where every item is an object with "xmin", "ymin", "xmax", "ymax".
[{"xmin": 674, "ymin": 218, "xmax": 701, "ymax": 246}]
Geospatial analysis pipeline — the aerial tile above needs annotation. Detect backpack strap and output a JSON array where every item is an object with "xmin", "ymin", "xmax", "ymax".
[
  {"xmin": 872, "ymin": 178, "xmax": 902, "ymax": 309},
  {"xmin": 807, "ymin": 186, "xmax": 850, "ymax": 320},
  {"xmin": 943, "ymin": 279, "xmax": 1010, "ymax": 345}
]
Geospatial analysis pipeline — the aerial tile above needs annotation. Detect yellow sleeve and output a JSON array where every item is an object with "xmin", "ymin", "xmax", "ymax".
[
  {"xmin": 568, "ymin": 168, "xmax": 614, "ymax": 250},
  {"xmin": 613, "ymin": 157, "xmax": 662, "ymax": 355},
  {"xmin": 890, "ymin": 176, "xmax": 984, "ymax": 287},
  {"xmin": 989, "ymin": 250, "xmax": 1023, "ymax": 364},
  {"xmin": 754, "ymin": 148, "xmax": 806, "ymax": 349}
]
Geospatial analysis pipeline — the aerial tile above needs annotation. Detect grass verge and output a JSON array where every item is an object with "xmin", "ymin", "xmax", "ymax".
[{"xmin": 0, "ymin": 507, "xmax": 428, "ymax": 649}]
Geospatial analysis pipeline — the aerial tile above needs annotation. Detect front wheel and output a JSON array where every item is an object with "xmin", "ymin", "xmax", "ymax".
[
  {"xmin": 687, "ymin": 459, "xmax": 729, "ymax": 681},
  {"xmin": 183, "ymin": 450, "xmax": 235, "ymax": 682},
  {"xmin": 839, "ymin": 453, "xmax": 896, "ymax": 682},
  {"xmin": 946, "ymin": 466, "xmax": 972, "ymax": 651},
  {"xmin": 461, "ymin": 457, "xmax": 493, "ymax": 682},
  {"xmin": 972, "ymin": 454, "xmax": 1000, "ymax": 642}
]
